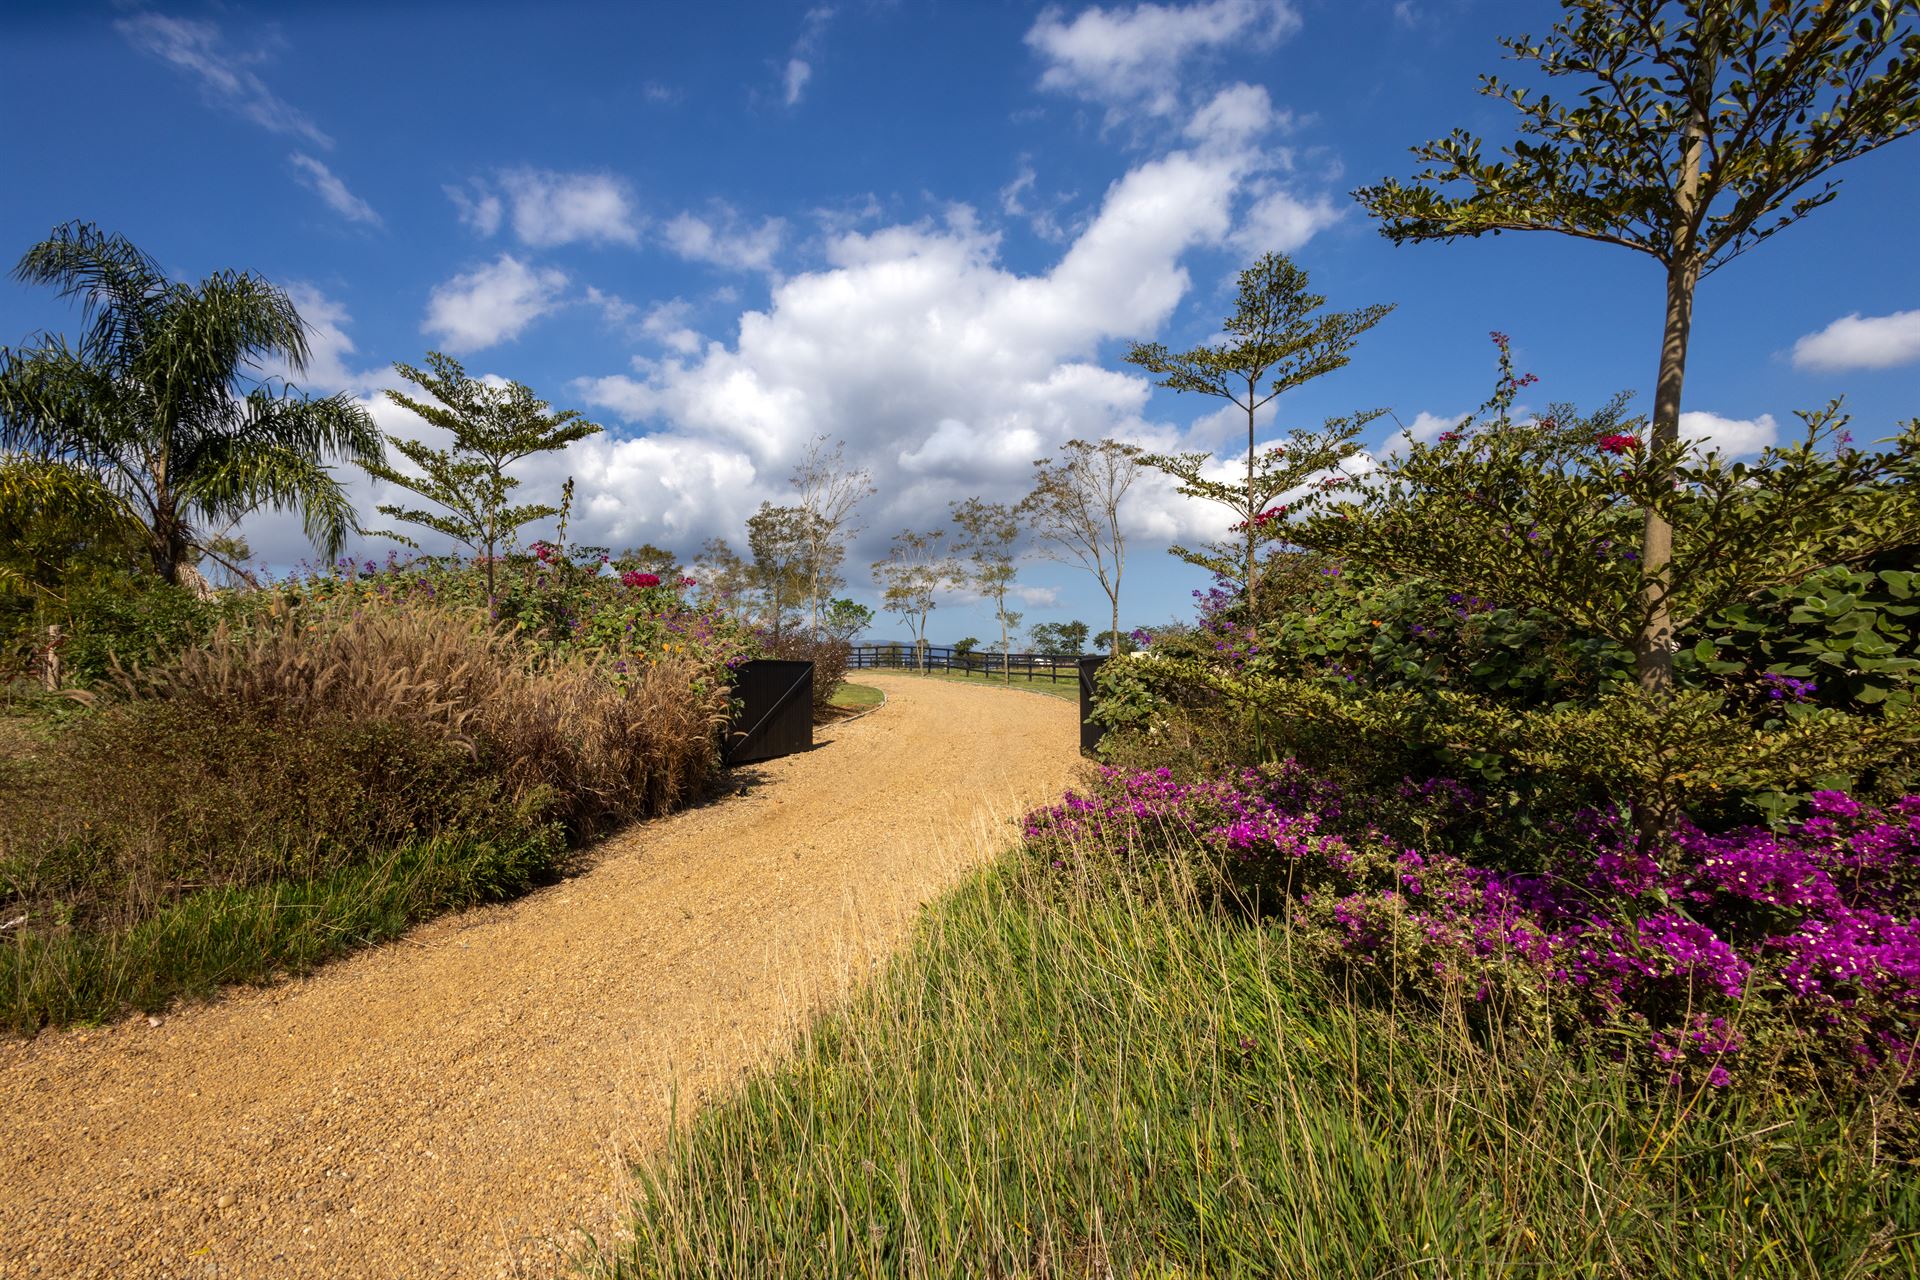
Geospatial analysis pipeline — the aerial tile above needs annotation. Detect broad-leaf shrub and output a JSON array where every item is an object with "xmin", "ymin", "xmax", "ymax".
[
  {"xmin": 1108, "ymin": 341, "xmax": 1920, "ymax": 829},
  {"xmin": 1024, "ymin": 763, "xmax": 1920, "ymax": 1105}
]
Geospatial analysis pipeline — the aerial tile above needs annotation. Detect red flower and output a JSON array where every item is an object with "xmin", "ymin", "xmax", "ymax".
[
  {"xmin": 1596, "ymin": 433, "xmax": 1642, "ymax": 456},
  {"xmin": 621, "ymin": 570, "xmax": 662, "ymax": 589}
]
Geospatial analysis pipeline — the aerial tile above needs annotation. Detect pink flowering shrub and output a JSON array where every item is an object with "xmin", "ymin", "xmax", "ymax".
[{"xmin": 1024, "ymin": 764, "xmax": 1920, "ymax": 1096}]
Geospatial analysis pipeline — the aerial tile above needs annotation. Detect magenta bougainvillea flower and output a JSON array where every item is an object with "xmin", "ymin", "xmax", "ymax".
[{"xmin": 1023, "ymin": 763, "xmax": 1920, "ymax": 1091}]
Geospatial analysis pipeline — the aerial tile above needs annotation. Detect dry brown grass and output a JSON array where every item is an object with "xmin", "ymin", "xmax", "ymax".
[
  {"xmin": 0, "ymin": 598, "xmax": 731, "ymax": 1028},
  {"xmin": 117, "ymin": 599, "xmax": 730, "ymax": 840}
]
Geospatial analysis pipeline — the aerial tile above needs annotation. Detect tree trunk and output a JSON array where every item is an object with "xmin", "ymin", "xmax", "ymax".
[
  {"xmin": 1636, "ymin": 265, "xmax": 1694, "ymax": 697},
  {"xmin": 1109, "ymin": 593, "xmax": 1121, "ymax": 657},
  {"xmin": 1245, "ymin": 394, "xmax": 1258, "ymax": 602},
  {"xmin": 1631, "ymin": 71, "xmax": 1708, "ymax": 848},
  {"xmin": 1000, "ymin": 596, "xmax": 1009, "ymax": 684},
  {"xmin": 1636, "ymin": 71, "xmax": 1707, "ymax": 699},
  {"xmin": 150, "ymin": 471, "xmax": 182, "ymax": 584}
]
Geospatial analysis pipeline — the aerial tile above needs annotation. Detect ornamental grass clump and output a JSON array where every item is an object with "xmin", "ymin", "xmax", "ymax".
[
  {"xmin": 1023, "ymin": 762, "xmax": 1920, "ymax": 1108},
  {"xmin": 0, "ymin": 596, "xmax": 729, "ymax": 1031}
]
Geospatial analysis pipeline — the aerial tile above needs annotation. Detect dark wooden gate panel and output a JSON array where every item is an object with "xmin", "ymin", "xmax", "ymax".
[
  {"xmin": 1078, "ymin": 655, "xmax": 1109, "ymax": 756},
  {"xmin": 726, "ymin": 659, "xmax": 814, "ymax": 765}
]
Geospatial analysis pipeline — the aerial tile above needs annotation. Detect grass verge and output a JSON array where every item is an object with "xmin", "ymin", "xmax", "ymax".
[
  {"xmin": 871, "ymin": 666, "xmax": 1080, "ymax": 701},
  {"xmin": 600, "ymin": 856, "xmax": 1918, "ymax": 1278},
  {"xmin": 828, "ymin": 682, "xmax": 885, "ymax": 710},
  {"xmin": 2, "ymin": 827, "xmax": 561, "ymax": 1033}
]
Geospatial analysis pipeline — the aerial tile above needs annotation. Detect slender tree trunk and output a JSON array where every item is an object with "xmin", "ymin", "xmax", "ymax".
[
  {"xmin": 808, "ymin": 555, "xmax": 821, "ymax": 639},
  {"xmin": 1636, "ymin": 75, "xmax": 1707, "ymax": 700},
  {"xmin": 150, "ymin": 452, "xmax": 180, "ymax": 584},
  {"xmin": 1109, "ymin": 592, "xmax": 1121, "ymax": 657},
  {"xmin": 1000, "ymin": 594, "xmax": 1009, "ymax": 684},
  {"xmin": 1638, "ymin": 266, "xmax": 1695, "ymax": 697},
  {"xmin": 1245, "ymin": 391, "xmax": 1258, "ymax": 603},
  {"xmin": 1631, "ymin": 71, "xmax": 1708, "ymax": 850}
]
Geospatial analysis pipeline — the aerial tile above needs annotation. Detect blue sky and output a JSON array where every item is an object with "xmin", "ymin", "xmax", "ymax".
[{"xmin": 4, "ymin": 0, "xmax": 1917, "ymax": 644}]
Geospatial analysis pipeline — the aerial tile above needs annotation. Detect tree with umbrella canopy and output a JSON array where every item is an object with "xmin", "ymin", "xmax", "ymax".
[{"xmin": 0, "ymin": 221, "xmax": 382, "ymax": 590}]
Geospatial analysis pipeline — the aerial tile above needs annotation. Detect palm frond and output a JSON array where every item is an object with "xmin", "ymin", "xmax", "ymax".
[{"xmin": 11, "ymin": 221, "xmax": 169, "ymax": 363}]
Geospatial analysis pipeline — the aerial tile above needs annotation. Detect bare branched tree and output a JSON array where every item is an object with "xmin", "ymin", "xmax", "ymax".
[
  {"xmin": 872, "ymin": 527, "xmax": 955, "ymax": 672},
  {"xmin": 1019, "ymin": 439, "xmax": 1143, "ymax": 657},
  {"xmin": 951, "ymin": 496, "xmax": 1021, "ymax": 682},
  {"xmin": 791, "ymin": 435, "xmax": 874, "ymax": 637}
]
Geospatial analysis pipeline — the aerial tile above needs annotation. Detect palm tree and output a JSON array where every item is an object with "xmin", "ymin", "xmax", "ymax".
[{"xmin": 0, "ymin": 222, "xmax": 381, "ymax": 587}]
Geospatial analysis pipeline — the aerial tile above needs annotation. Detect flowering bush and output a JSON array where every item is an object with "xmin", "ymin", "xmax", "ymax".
[
  {"xmin": 275, "ymin": 550, "xmax": 756, "ymax": 691},
  {"xmin": 1024, "ymin": 762, "xmax": 1920, "ymax": 1098}
]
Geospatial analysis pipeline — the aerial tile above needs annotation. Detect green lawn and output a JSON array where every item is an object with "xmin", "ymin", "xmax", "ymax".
[
  {"xmin": 599, "ymin": 856, "xmax": 1917, "ymax": 1279},
  {"xmin": 826, "ymin": 681, "xmax": 884, "ymax": 710},
  {"xmin": 865, "ymin": 665, "xmax": 1080, "ymax": 701}
]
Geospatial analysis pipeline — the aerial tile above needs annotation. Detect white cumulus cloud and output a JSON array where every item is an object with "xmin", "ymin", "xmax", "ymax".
[
  {"xmin": 445, "ymin": 182, "xmax": 504, "ymax": 237},
  {"xmin": 1027, "ymin": 0, "xmax": 1300, "ymax": 117},
  {"xmin": 498, "ymin": 169, "xmax": 640, "ymax": 247},
  {"xmin": 565, "ymin": 144, "xmax": 1256, "ymax": 566},
  {"xmin": 664, "ymin": 207, "xmax": 787, "ymax": 273},
  {"xmin": 1184, "ymin": 83, "xmax": 1278, "ymax": 150},
  {"xmin": 1231, "ymin": 187, "xmax": 1340, "ymax": 253},
  {"xmin": 1680, "ymin": 410, "xmax": 1778, "ymax": 455},
  {"xmin": 1791, "ymin": 309, "xmax": 1920, "ymax": 372},
  {"xmin": 422, "ymin": 255, "xmax": 570, "ymax": 353}
]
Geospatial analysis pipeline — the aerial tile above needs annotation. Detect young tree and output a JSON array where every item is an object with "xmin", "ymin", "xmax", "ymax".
[
  {"xmin": 821, "ymin": 596, "xmax": 875, "ymax": 643},
  {"xmin": 1126, "ymin": 253, "xmax": 1390, "ymax": 598},
  {"xmin": 745, "ymin": 502, "xmax": 816, "ymax": 640},
  {"xmin": 951, "ymin": 496, "xmax": 1022, "ymax": 682},
  {"xmin": 1356, "ymin": 0, "xmax": 1920, "ymax": 695},
  {"xmin": 992, "ymin": 612, "xmax": 1025, "ymax": 657},
  {"xmin": 692, "ymin": 536, "xmax": 752, "ymax": 621},
  {"xmin": 792, "ymin": 434, "xmax": 875, "ymax": 637},
  {"xmin": 1029, "ymin": 619, "xmax": 1090, "ymax": 655},
  {"xmin": 0, "ymin": 222, "xmax": 382, "ymax": 589},
  {"xmin": 1020, "ymin": 439, "xmax": 1143, "ymax": 657},
  {"xmin": 364, "ymin": 352, "xmax": 601, "ymax": 596},
  {"xmin": 1301, "ymin": 338, "xmax": 1920, "ymax": 837},
  {"xmin": 872, "ymin": 527, "xmax": 954, "ymax": 672},
  {"xmin": 614, "ymin": 542, "xmax": 682, "ymax": 579}
]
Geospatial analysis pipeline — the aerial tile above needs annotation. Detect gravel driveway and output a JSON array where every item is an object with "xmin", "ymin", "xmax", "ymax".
[{"xmin": 0, "ymin": 672, "xmax": 1084, "ymax": 1278}]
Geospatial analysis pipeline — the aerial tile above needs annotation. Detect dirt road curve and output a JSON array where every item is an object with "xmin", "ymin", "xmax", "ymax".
[{"xmin": 0, "ymin": 673, "xmax": 1083, "ymax": 1279}]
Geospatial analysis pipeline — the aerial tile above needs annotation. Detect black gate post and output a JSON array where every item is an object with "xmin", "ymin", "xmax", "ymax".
[
  {"xmin": 725, "ymin": 659, "xmax": 815, "ymax": 765},
  {"xmin": 1077, "ymin": 655, "xmax": 1109, "ymax": 756}
]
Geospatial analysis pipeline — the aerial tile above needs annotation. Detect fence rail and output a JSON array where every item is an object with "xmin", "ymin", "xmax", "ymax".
[{"xmin": 848, "ymin": 643, "xmax": 1085, "ymax": 684}]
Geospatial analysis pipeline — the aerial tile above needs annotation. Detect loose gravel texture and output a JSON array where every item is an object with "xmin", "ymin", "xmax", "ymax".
[{"xmin": 0, "ymin": 672, "xmax": 1083, "ymax": 1279}]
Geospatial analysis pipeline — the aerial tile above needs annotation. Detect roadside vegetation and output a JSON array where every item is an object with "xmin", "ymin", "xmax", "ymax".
[
  {"xmin": 0, "ymin": 227, "xmax": 876, "ymax": 1033},
  {"xmin": 603, "ymin": 853, "xmax": 1917, "ymax": 1279},
  {"xmin": 609, "ymin": 5, "xmax": 1920, "ymax": 1275}
]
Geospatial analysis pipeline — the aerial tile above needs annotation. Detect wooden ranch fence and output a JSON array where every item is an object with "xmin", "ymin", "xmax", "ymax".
[{"xmin": 847, "ymin": 643, "xmax": 1083, "ymax": 684}]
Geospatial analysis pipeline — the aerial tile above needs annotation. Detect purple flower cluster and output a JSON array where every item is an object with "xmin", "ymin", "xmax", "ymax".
[
  {"xmin": 1760, "ymin": 671, "xmax": 1819, "ymax": 702},
  {"xmin": 1024, "ymin": 765, "xmax": 1920, "ymax": 1089}
]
